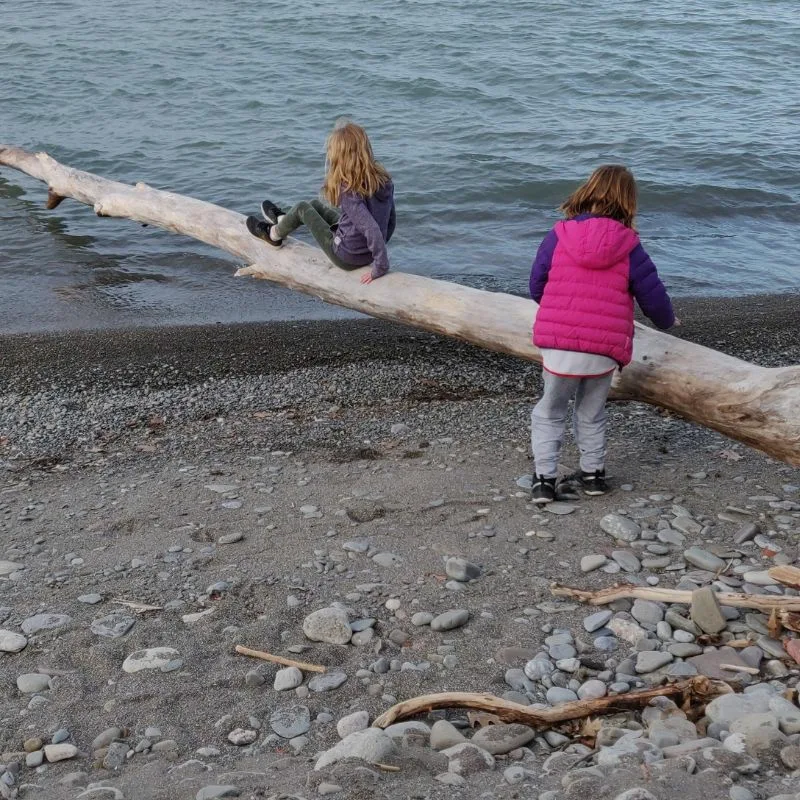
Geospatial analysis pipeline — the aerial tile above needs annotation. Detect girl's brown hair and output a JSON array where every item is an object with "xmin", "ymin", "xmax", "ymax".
[
  {"xmin": 561, "ymin": 164, "xmax": 638, "ymax": 229},
  {"xmin": 322, "ymin": 122, "xmax": 391, "ymax": 207}
]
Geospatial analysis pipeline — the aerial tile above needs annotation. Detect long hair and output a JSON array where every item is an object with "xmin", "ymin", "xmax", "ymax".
[
  {"xmin": 322, "ymin": 122, "xmax": 391, "ymax": 206},
  {"xmin": 560, "ymin": 165, "xmax": 638, "ymax": 229}
]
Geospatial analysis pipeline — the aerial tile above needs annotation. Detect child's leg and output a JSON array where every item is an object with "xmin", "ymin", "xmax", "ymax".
[
  {"xmin": 531, "ymin": 372, "xmax": 579, "ymax": 478},
  {"xmin": 309, "ymin": 198, "xmax": 341, "ymax": 227},
  {"xmin": 273, "ymin": 201, "xmax": 350, "ymax": 268},
  {"xmin": 572, "ymin": 373, "xmax": 614, "ymax": 472}
]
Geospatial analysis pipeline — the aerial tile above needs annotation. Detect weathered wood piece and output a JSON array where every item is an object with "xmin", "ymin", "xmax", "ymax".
[
  {"xmin": 372, "ymin": 677, "xmax": 730, "ymax": 729},
  {"xmin": 2, "ymin": 144, "xmax": 799, "ymax": 464},
  {"xmin": 551, "ymin": 582, "xmax": 800, "ymax": 613},
  {"xmin": 234, "ymin": 644, "xmax": 327, "ymax": 673}
]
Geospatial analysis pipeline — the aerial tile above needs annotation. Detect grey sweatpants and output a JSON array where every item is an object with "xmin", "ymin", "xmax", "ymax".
[{"xmin": 531, "ymin": 371, "xmax": 614, "ymax": 478}]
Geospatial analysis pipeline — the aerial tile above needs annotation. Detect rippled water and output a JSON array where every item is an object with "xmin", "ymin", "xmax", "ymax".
[{"xmin": 2, "ymin": 0, "xmax": 799, "ymax": 332}]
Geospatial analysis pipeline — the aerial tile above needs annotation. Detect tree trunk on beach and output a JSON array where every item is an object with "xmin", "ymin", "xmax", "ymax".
[{"xmin": 2, "ymin": 144, "xmax": 799, "ymax": 466}]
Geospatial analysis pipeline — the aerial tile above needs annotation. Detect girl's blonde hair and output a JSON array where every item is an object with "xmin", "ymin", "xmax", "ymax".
[
  {"xmin": 561, "ymin": 165, "xmax": 638, "ymax": 229},
  {"xmin": 322, "ymin": 122, "xmax": 391, "ymax": 206}
]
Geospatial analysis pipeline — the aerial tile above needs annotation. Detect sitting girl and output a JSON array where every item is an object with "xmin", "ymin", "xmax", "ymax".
[
  {"xmin": 529, "ymin": 164, "xmax": 677, "ymax": 503},
  {"xmin": 247, "ymin": 121, "xmax": 395, "ymax": 284}
]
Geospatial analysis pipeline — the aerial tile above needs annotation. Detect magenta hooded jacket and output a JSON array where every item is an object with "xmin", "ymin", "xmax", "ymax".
[{"xmin": 529, "ymin": 214, "xmax": 675, "ymax": 366}]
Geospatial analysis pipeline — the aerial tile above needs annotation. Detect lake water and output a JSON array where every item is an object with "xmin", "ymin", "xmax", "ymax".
[{"xmin": 2, "ymin": 0, "xmax": 799, "ymax": 332}]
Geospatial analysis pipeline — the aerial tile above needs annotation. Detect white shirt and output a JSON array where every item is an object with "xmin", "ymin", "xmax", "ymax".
[{"xmin": 541, "ymin": 349, "xmax": 617, "ymax": 378}]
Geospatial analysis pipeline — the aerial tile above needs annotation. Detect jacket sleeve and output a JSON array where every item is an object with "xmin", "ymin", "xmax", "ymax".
[
  {"xmin": 386, "ymin": 201, "xmax": 396, "ymax": 244},
  {"xmin": 340, "ymin": 191, "xmax": 390, "ymax": 279},
  {"xmin": 529, "ymin": 229, "xmax": 558, "ymax": 303},
  {"xmin": 629, "ymin": 244, "xmax": 675, "ymax": 329}
]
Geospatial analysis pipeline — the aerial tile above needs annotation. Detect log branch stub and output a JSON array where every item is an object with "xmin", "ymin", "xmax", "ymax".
[{"xmin": 46, "ymin": 188, "xmax": 65, "ymax": 209}]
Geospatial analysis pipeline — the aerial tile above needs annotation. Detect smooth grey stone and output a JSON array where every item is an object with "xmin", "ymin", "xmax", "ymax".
[
  {"xmin": 90, "ymin": 612, "xmax": 136, "ymax": 639},
  {"xmin": 431, "ymin": 609, "xmax": 470, "ymax": 631},
  {"xmin": 612, "ymin": 551, "xmax": 641, "ymax": 573},
  {"xmin": 21, "ymin": 613, "xmax": 71, "ymax": 635},
  {"xmin": 600, "ymin": 514, "xmax": 641, "ymax": 542},
  {"xmin": 445, "ymin": 557, "xmax": 481, "ymax": 582},
  {"xmin": 583, "ymin": 610, "xmax": 613, "ymax": 633},
  {"xmin": 631, "ymin": 600, "xmax": 664, "ymax": 625},
  {"xmin": 683, "ymin": 547, "xmax": 725, "ymax": 572},
  {"xmin": 269, "ymin": 706, "xmax": 311, "ymax": 739},
  {"xmin": 635, "ymin": 651, "xmax": 673, "ymax": 673},
  {"xmin": 546, "ymin": 687, "xmax": 578, "ymax": 705},
  {"xmin": 308, "ymin": 670, "xmax": 348, "ymax": 693}
]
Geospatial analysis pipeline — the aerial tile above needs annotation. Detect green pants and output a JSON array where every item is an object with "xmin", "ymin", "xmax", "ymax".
[{"xmin": 273, "ymin": 199, "xmax": 353, "ymax": 270}]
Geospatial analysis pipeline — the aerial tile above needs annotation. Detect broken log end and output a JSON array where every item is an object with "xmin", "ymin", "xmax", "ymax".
[{"xmin": 46, "ymin": 188, "xmax": 66, "ymax": 210}]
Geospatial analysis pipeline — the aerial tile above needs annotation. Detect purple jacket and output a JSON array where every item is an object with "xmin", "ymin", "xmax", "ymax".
[
  {"xmin": 530, "ymin": 214, "xmax": 675, "ymax": 365},
  {"xmin": 333, "ymin": 181, "xmax": 396, "ymax": 279}
]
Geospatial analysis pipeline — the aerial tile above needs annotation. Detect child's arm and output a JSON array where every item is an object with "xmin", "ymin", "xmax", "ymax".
[
  {"xmin": 340, "ymin": 191, "xmax": 390, "ymax": 282},
  {"xmin": 629, "ymin": 244, "xmax": 676, "ymax": 329},
  {"xmin": 529, "ymin": 229, "xmax": 558, "ymax": 303}
]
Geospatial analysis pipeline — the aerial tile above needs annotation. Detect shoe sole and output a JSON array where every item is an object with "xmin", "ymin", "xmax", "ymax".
[
  {"xmin": 531, "ymin": 495, "xmax": 555, "ymax": 504},
  {"xmin": 583, "ymin": 488, "xmax": 607, "ymax": 496}
]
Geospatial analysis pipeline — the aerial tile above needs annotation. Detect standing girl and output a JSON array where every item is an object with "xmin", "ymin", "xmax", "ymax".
[
  {"xmin": 246, "ymin": 121, "xmax": 395, "ymax": 284},
  {"xmin": 529, "ymin": 165, "xmax": 677, "ymax": 503}
]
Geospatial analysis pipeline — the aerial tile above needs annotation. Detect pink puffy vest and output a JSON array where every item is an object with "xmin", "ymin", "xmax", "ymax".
[{"xmin": 533, "ymin": 217, "xmax": 640, "ymax": 366}]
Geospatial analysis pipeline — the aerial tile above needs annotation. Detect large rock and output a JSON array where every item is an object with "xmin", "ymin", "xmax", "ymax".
[
  {"xmin": 430, "ymin": 720, "xmax": 467, "ymax": 750},
  {"xmin": 90, "ymin": 613, "xmax": 136, "ymax": 639},
  {"xmin": 44, "ymin": 743, "xmax": 78, "ymax": 762},
  {"xmin": 21, "ymin": 613, "xmax": 71, "ymax": 635},
  {"xmin": 635, "ymin": 651, "xmax": 673, "ymax": 674},
  {"xmin": 16, "ymin": 673, "xmax": 51, "ymax": 693},
  {"xmin": 122, "ymin": 647, "xmax": 180, "ymax": 673},
  {"xmin": 445, "ymin": 557, "xmax": 481, "ymax": 582},
  {"xmin": 0, "ymin": 629, "xmax": 28, "ymax": 653},
  {"xmin": 442, "ymin": 742, "xmax": 495, "ymax": 775},
  {"xmin": 600, "ymin": 514, "xmax": 641, "ymax": 542},
  {"xmin": 769, "ymin": 696, "xmax": 800, "ymax": 735},
  {"xmin": 431, "ymin": 609, "xmax": 470, "ymax": 632},
  {"xmin": 0, "ymin": 560, "xmax": 23, "ymax": 576},
  {"xmin": 274, "ymin": 666, "xmax": 303, "ymax": 691},
  {"xmin": 270, "ymin": 706, "xmax": 311, "ymax": 739},
  {"xmin": 315, "ymin": 729, "xmax": 395, "ymax": 770},
  {"xmin": 690, "ymin": 587, "xmax": 727, "ymax": 634},
  {"xmin": 303, "ymin": 608, "xmax": 352, "ymax": 645},
  {"xmin": 470, "ymin": 723, "xmax": 536, "ymax": 755},
  {"xmin": 337, "ymin": 711, "xmax": 369, "ymax": 739},
  {"xmin": 705, "ymin": 692, "xmax": 772, "ymax": 725}
]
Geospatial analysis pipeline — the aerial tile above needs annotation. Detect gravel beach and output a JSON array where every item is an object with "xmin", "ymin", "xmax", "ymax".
[{"xmin": 1, "ymin": 293, "xmax": 799, "ymax": 800}]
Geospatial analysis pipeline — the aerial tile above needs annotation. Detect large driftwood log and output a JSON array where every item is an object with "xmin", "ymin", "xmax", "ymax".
[
  {"xmin": 372, "ymin": 677, "xmax": 730, "ymax": 729},
  {"xmin": 2, "ymin": 144, "xmax": 800, "ymax": 465}
]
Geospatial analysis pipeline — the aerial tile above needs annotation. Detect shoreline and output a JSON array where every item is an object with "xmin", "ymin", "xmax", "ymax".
[{"xmin": 1, "ymin": 292, "xmax": 798, "ymax": 392}]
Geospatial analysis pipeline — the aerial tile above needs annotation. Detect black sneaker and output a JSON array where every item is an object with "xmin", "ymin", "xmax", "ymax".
[
  {"xmin": 555, "ymin": 475, "xmax": 581, "ymax": 502},
  {"xmin": 246, "ymin": 215, "xmax": 282, "ymax": 246},
  {"xmin": 261, "ymin": 200, "xmax": 286, "ymax": 225},
  {"xmin": 580, "ymin": 469, "xmax": 608, "ymax": 496},
  {"xmin": 531, "ymin": 475, "xmax": 556, "ymax": 504}
]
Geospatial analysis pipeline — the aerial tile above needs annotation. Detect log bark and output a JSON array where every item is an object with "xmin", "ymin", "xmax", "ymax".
[
  {"xmin": 372, "ymin": 677, "xmax": 730, "ymax": 729},
  {"xmin": 2, "ymin": 144, "xmax": 800, "ymax": 465},
  {"xmin": 551, "ymin": 582, "xmax": 800, "ymax": 614}
]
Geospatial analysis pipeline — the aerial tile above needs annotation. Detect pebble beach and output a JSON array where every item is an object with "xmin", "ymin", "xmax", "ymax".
[{"xmin": 1, "ymin": 293, "xmax": 800, "ymax": 800}]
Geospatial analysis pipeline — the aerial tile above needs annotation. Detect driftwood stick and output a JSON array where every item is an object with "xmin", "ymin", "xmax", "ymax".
[
  {"xmin": 769, "ymin": 566, "xmax": 800, "ymax": 589},
  {"xmin": 111, "ymin": 598, "xmax": 163, "ymax": 614},
  {"xmin": 234, "ymin": 644, "xmax": 327, "ymax": 673},
  {"xmin": 372, "ymin": 677, "xmax": 729, "ymax": 729},
  {"xmin": 550, "ymin": 582, "xmax": 800, "ymax": 613},
  {"xmin": 2, "ymin": 144, "xmax": 800, "ymax": 466}
]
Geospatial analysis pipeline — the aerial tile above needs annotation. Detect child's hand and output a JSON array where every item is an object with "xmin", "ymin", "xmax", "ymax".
[
  {"xmin": 673, "ymin": 316, "xmax": 682, "ymax": 327},
  {"xmin": 360, "ymin": 273, "xmax": 374, "ymax": 284}
]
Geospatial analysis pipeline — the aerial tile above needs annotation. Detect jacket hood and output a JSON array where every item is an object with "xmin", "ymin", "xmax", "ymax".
[
  {"xmin": 372, "ymin": 180, "xmax": 394, "ymax": 203},
  {"xmin": 555, "ymin": 217, "xmax": 639, "ymax": 270}
]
